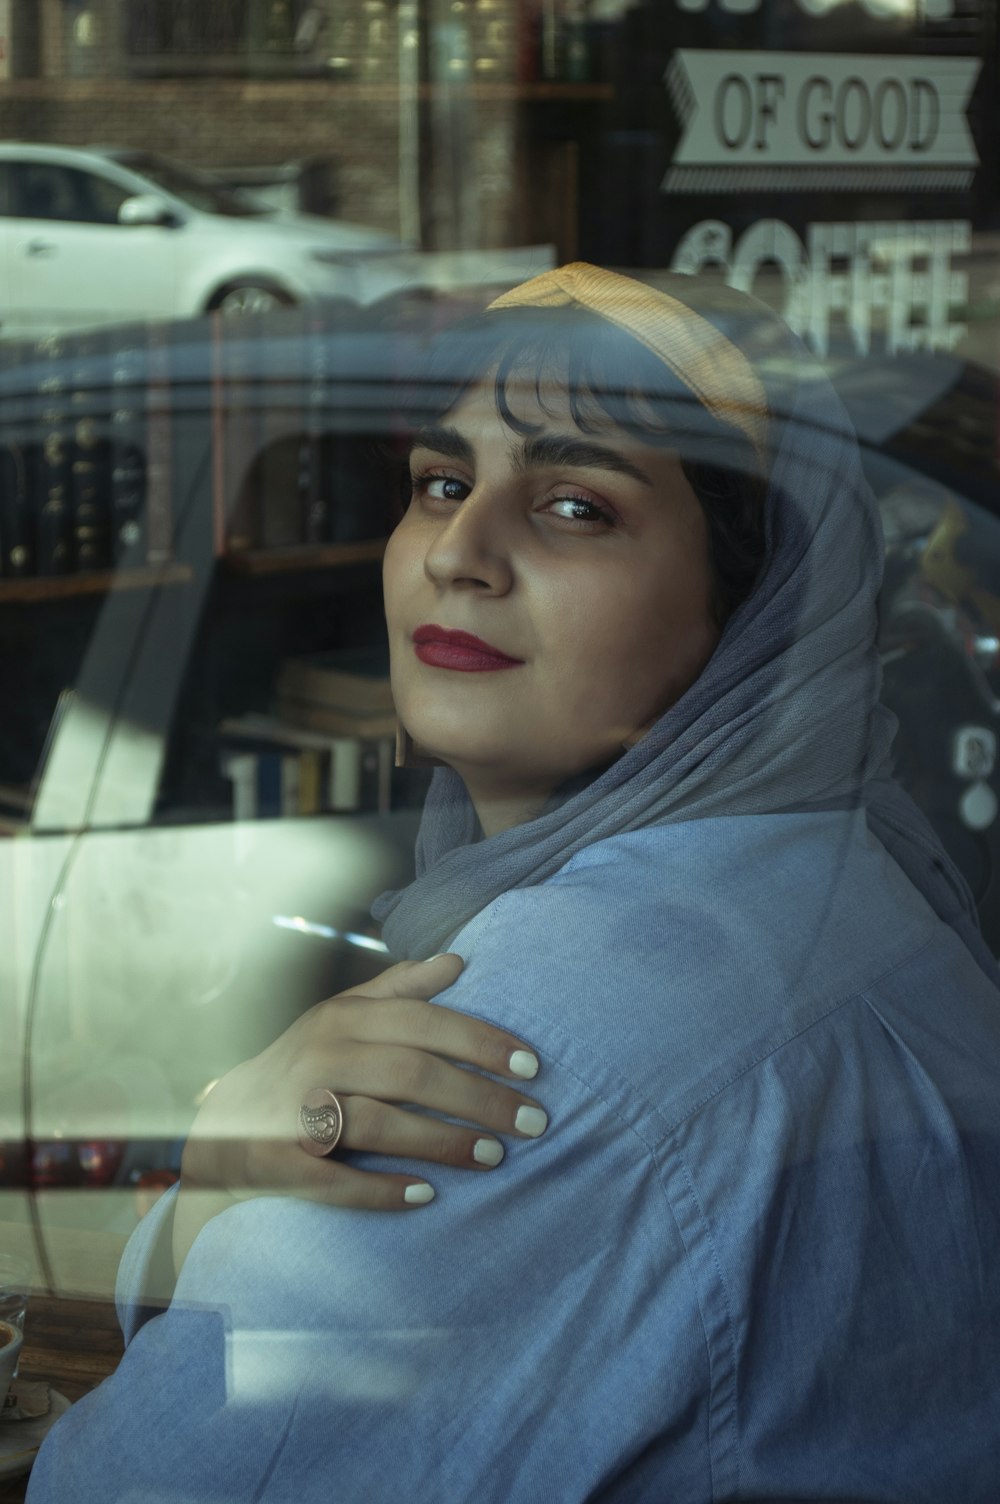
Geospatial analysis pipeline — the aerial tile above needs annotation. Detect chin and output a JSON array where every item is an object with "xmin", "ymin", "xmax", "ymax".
[
  {"xmin": 412, "ymin": 734, "xmax": 513, "ymax": 773},
  {"xmin": 392, "ymin": 709, "xmax": 463, "ymax": 760}
]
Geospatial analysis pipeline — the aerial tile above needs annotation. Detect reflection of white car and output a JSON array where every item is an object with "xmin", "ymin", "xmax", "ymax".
[{"xmin": 0, "ymin": 143, "xmax": 402, "ymax": 339}]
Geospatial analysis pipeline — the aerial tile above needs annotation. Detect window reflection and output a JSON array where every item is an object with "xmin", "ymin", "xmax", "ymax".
[{"xmin": 0, "ymin": 1, "xmax": 997, "ymax": 1498}]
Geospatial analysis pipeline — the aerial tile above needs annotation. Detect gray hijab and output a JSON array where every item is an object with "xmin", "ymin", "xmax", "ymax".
[{"xmin": 374, "ymin": 283, "xmax": 996, "ymax": 981}]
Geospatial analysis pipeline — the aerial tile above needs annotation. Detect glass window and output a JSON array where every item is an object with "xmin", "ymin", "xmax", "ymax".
[
  {"xmin": 8, "ymin": 163, "xmax": 86, "ymax": 222},
  {"xmin": 1, "ymin": 1, "xmax": 999, "ymax": 1499},
  {"xmin": 7, "ymin": 163, "xmax": 129, "ymax": 225},
  {"xmin": 78, "ymin": 168, "xmax": 133, "ymax": 224}
]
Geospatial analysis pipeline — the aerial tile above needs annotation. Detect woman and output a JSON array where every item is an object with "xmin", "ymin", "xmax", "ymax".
[{"xmin": 29, "ymin": 265, "xmax": 1000, "ymax": 1502}]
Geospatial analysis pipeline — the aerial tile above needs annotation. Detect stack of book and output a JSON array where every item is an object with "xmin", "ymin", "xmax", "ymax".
[
  {"xmin": 275, "ymin": 645, "xmax": 395, "ymax": 738},
  {"xmin": 0, "ymin": 325, "xmax": 174, "ymax": 579},
  {"xmin": 218, "ymin": 646, "xmax": 396, "ymax": 819}
]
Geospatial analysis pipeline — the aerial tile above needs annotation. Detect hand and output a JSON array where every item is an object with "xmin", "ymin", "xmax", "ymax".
[{"xmin": 172, "ymin": 954, "xmax": 546, "ymax": 1271}]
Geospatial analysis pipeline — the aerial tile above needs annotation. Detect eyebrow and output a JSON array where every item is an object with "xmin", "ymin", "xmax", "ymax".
[
  {"xmin": 411, "ymin": 424, "xmax": 655, "ymax": 488},
  {"xmin": 412, "ymin": 425, "xmax": 475, "ymax": 468},
  {"xmin": 522, "ymin": 434, "xmax": 655, "ymax": 487}
]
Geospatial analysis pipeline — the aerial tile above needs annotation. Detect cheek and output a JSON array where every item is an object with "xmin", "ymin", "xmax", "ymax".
[
  {"xmin": 382, "ymin": 524, "xmax": 420, "ymax": 631},
  {"xmin": 544, "ymin": 563, "xmax": 716, "ymax": 728}
]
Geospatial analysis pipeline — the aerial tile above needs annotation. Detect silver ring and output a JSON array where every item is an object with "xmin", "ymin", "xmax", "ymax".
[{"xmin": 298, "ymin": 1088, "xmax": 345, "ymax": 1158}]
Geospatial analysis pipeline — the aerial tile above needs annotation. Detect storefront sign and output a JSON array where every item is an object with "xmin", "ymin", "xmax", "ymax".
[
  {"xmin": 671, "ymin": 216, "xmax": 970, "ymax": 356},
  {"xmin": 572, "ymin": 0, "xmax": 993, "ymax": 361},
  {"xmin": 663, "ymin": 51, "xmax": 980, "ymax": 192}
]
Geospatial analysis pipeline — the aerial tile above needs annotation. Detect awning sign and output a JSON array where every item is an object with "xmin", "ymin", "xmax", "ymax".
[{"xmin": 664, "ymin": 51, "xmax": 981, "ymax": 192}]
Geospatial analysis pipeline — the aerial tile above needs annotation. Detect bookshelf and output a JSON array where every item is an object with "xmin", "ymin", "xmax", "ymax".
[
  {"xmin": 0, "ymin": 549, "xmax": 384, "ymax": 599},
  {"xmin": 0, "ymin": 563, "xmax": 194, "ymax": 604},
  {"xmin": 0, "ymin": 291, "xmax": 407, "ymax": 829},
  {"xmin": 221, "ymin": 540, "xmax": 387, "ymax": 576},
  {"xmin": 0, "ymin": 547, "xmax": 394, "ymax": 829}
]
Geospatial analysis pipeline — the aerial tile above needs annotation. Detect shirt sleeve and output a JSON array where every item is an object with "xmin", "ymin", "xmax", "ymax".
[
  {"xmin": 26, "ymin": 1024, "xmax": 714, "ymax": 1504},
  {"xmin": 113, "ymin": 1179, "xmax": 181, "ymax": 1343}
]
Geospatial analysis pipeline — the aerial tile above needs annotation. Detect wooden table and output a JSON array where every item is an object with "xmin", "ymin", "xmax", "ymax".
[{"xmin": 0, "ymin": 1296, "xmax": 123, "ymax": 1503}]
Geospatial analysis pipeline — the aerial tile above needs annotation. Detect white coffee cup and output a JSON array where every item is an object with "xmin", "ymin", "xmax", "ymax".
[{"xmin": 0, "ymin": 1319, "xmax": 23, "ymax": 1397}]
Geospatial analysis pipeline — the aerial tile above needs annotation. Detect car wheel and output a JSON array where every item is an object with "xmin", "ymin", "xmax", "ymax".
[{"xmin": 209, "ymin": 282, "xmax": 295, "ymax": 316}]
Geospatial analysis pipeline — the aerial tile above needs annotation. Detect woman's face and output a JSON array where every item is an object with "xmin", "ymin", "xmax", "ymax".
[{"xmin": 383, "ymin": 371, "xmax": 721, "ymax": 813}]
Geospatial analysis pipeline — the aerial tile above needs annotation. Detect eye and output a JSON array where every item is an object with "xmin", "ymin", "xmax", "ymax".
[
  {"xmin": 544, "ymin": 494, "xmax": 617, "ymax": 529},
  {"xmin": 410, "ymin": 470, "xmax": 471, "ymax": 507}
]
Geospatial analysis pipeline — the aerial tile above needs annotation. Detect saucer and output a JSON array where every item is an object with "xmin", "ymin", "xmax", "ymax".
[{"xmin": 0, "ymin": 1390, "xmax": 71, "ymax": 1480}]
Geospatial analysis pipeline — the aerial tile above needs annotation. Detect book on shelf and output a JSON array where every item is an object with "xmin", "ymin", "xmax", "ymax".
[
  {"xmin": 274, "ymin": 645, "xmax": 394, "ymax": 739},
  {"xmin": 0, "ymin": 434, "xmax": 36, "ymax": 578},
  {"xmin": 275, "ymin": 698, "xmax": 396, "ymax": 739},
  {"xmin": 144, "ymin": 321, "xmax": 176, "ymax": 568},
  {"xmin": 257, "ymin": 303, "xmax": 306, "ymax": 549},
  {"xmin": 110, "ymin": 329, "xmax": 151, "ymax": 566},
  {"xmin": 516, "ymin": 0, "xmax": 592, "ymax": 83},
  {"xmin": 272, "ymin": 645, "xmax": 394, "ymax": 739},
  {"xmin": 218, "ymin": 711, "xmax": 394, "ymax": 815},
  {"xmin": 327, "ymin": 429, "xmax": 391, "ymax": 544},
  {"xmin": 32, "ymin": 332, "xmax": 72, "ymax": 576},
  {"xmin": 219, "ymin": 747, "xmax": 306, "ymax": 820},
  {"xmin": 70, "ymin": 331, "xmax": 113, "ymax": 572},
  {"xmin": 301, "ymin": 305, "xmax": 332, "ymax": 545},
  {"xmin": 0, "ymin": 323, "xmax": 174, "ymax": 581},
  {"xmin": 275, "ymin": 645, "xmax": 393, "ymax": 715},
  {"xmin": 35, "ymin": 428, "xmax": 73, "ymax": 576},
  {"xmin": 215, "ymin": 318, "xmax": 265, "ymax": 554}
]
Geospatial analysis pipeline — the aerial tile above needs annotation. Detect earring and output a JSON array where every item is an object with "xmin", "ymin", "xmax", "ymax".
[
  {"xmin": 395, "ymin": 719, "xmax": 413, "ymax": 769},
  {"xmin": 395, "ymin": 719, "xmax": 442, "ymax": 769}
]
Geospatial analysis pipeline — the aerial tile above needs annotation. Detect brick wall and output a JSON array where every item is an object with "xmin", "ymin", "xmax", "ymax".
[
  {"xmin": 0, "ymin": 0, "xmax": 528, "ymax": 246},
  {"xmin": 7, "ymin": 79, "xmax": 406, "ymax": 231}
]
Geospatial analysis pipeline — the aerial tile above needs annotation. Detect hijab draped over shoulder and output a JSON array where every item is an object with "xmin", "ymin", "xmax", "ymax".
[{"xmin": 374, "ymin": 263, "xmax": 996, "ymax": 980}]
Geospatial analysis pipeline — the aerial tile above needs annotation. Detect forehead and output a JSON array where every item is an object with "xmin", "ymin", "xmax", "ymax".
[
  {"xmin": 415, "ymin": 377, "xmax": 691, "ymax": 496},
  {"xmin": 431, "ymin": 364, "xmax": 656, "ymax": 445},
  {"xmin": 444, "ymin": 377, "xmax": 573, "ymax": 431}
]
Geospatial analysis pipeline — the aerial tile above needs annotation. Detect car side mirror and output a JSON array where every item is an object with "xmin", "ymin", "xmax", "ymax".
[{"xmin": 118, "ymin": 194, "xmax": 180, "ymax": 228}]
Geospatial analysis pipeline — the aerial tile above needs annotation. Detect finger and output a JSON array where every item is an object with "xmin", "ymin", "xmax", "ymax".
[
  {"xmin": 323, "ymin": 995, "xmax": 540, "ymax": 1082},
  {"xmin": 348, "ymin": 952, "xmax": 465, "ymax": 1003},
  {"xmin": 341, "ymin": 1095, "xmax": 507, "ymax": 1171},
  {"xmin": 333, "ymin": 1043, "xmax": 549, "ymax": 1140},
  {"xmin": 233, "ymin": 1153, "xmax": 436, "ymax": 1212}
]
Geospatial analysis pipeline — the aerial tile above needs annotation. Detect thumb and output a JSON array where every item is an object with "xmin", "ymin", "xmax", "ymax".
[{"xmin": 350, "ymin": 952, "xmax": 464, "ymax": 1002}]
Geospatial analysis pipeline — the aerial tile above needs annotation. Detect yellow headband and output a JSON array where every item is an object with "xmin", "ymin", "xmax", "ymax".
[{"xmin": 487, "ymin": 262, "xmax": 769, "ymax": 467}]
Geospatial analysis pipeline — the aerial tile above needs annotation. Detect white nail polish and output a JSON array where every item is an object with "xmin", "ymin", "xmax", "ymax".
[
  {"xmin": 514, "ymin": 1106, "xmax": 548, "ymax": 1138},
  {"xmin": 473, "ymin": 1138, "xmax": 504, "ymax": 1167},
  {"xmin": 404, "ymin": 1183, "xmax": 435, "ymax": 1204},
  {"xmin": 509, "ymin": 1049, "xmax": 539, "ymax": 1080}
]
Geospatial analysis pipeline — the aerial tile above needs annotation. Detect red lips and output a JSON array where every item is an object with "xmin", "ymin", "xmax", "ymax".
[{"xmin": 412, "ymin": 624, "xmax": 523, "ymax": 673}]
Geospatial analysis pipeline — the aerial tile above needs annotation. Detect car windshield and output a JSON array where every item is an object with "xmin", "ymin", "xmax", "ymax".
[{"xmin": 109, "ymin": 151, "xmax": 264, "ymax": 217}]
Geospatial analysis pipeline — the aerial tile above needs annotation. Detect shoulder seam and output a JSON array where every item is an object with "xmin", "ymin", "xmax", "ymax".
[{"xmin": 657, "ymin": 935, "xmax": 939, "ymax": 1136}]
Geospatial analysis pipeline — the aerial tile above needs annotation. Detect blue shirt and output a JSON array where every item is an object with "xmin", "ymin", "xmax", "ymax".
[{"xmin": 28, "ymin": 813, "xmax": 1000, "ymax": 1501}]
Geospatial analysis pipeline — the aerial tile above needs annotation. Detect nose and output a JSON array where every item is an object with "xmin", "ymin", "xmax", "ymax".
[{"xmin": 423, "ymin": 484, "xmax": 514, "ymax": 595}]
